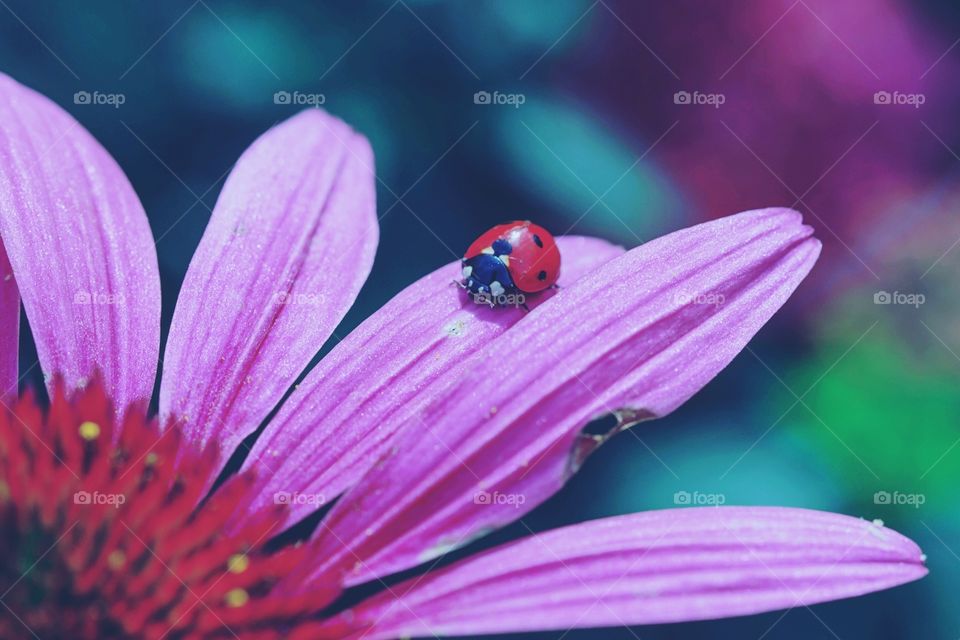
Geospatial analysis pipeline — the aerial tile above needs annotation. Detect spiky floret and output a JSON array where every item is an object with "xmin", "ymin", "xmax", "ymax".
[{"xmin": 0, "ymin": 380, "xmax": 339, "ymax": 639}]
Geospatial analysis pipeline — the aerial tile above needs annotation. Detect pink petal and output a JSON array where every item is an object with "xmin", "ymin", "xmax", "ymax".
[
  {"xmin": 0, "ymin": 240, "xmax": 18, "ymax": 399},
  {"xmin": 0, "ymin": 74, "xmax": 160, "ymax": 408},
  {"xmin": 336, "ymin": 508, "xmax": 926, "ymax": 638},
  {"xmin": 306, "ymin": 208, "xmax": 820, "ymax": 586},
  {"xmin": 159, "ymin": 109, "xmax": 378, "ymax": 466},
  {"xmin": 241, "ymin": 236, "xmax": 624, "ymax": 526}
]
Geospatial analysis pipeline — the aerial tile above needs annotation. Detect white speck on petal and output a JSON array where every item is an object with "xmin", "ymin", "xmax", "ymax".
[{"xmin": 444, "ymin": 319, "xmax": 467, "ymax": 338}]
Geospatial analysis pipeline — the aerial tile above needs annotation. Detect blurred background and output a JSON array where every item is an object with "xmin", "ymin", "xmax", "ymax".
[{"xmin": 2, "ymin": 0, "xmax": 958, "ymax": 637}]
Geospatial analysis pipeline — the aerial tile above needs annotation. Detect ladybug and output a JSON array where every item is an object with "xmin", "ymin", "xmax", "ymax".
[{"xmin": 460, "ymin": 220, "xmax": 561, "ymax": 306}]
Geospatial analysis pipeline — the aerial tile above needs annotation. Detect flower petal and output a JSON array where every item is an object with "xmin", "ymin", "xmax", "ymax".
[
  {"xmin": 307, "ymin": 208, "xmax": 820, "ymax": 586},
  {"xmin": 0, "ymin": 240, "xmax": 18, "ymax": 399},
  {"xmin": 335, "ymin": 507, "xmax": 926, "ymax": 638},
  {"xmin": 241, "ymin": 236, "xmax": 624, "ymax": 525},
  {"xmin": 0, "ymin": 74, "xmax": 160, "ymax": 408},
  {"xmin": 159, "ymin": 109, "xmax": 377, "ymax": 466}
]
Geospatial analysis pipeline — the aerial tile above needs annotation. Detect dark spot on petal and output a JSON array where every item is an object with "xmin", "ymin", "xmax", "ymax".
[
  {"xmin": 580, "ymin": 413, "xmax": 619, "ymax": 437},
  {"xmin": 537, "ymin": 270, "xmax": 547, "ymax": 281},
  {"xmin": 567, "ymin": 408, "xmax": 657, "ymax": 479},
  {"xmin": 532, "ymin": 234, "xmax": 544, "ymax": 248}
]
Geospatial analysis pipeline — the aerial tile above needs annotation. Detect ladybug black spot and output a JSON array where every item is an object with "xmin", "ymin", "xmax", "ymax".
[
  {"xmin": 537, "ymin": 270, "xmax": 547, "ymax": 281},
  {"xmin": 532, "ymin": 234, "xmax": 544, "ymax": 248}
]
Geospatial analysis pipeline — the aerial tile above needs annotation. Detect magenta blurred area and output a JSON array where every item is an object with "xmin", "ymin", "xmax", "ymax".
[{"xmin": 577, "ymin": 0, "xmax": 958, "ymax": 296}]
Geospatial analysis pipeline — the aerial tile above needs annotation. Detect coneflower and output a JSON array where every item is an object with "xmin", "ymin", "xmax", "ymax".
[
  {"xmin": 0, "ymin": 380, "xmax": 337, "ymax": 638},
  {"xmin": 0, "ymin": 73, "xmax": 925, "ymax": 639}
]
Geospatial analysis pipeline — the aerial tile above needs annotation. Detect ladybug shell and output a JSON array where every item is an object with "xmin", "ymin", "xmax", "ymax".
[{"xmin": 464, "ymin": 221, "xmax": 560, "ymax": 293}]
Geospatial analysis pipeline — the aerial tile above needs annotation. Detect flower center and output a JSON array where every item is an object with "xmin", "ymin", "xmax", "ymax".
[{"xmin": 0, "ymin": 380, "xmax": 338, "ymax": 639}]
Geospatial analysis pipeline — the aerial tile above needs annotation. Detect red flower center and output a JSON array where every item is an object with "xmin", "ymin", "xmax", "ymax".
[{"xmin": 0, "ymin": 380, "xmax": 340, "ymax": 639}]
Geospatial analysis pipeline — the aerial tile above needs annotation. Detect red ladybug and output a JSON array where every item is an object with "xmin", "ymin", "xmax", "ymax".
[{"xmin": 461, "ymin": 221, "xmax": 561, "ymax": 306}]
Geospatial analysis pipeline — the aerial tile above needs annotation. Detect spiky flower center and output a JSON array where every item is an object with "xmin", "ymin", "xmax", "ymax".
[{"xmin": 0, "ymin": 381, "xmax": 338, "ymax": 639}]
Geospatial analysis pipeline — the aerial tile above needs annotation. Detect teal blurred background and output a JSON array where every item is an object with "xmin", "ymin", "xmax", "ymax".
[{"xmin": 3, "ymin": 0, "xmax": 959, "ymax": 637}]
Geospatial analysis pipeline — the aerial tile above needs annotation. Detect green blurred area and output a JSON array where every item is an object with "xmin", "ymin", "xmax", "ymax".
[{"xmin": 787, "ymin": 319, "xmax": 960, "ymax": 515}]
